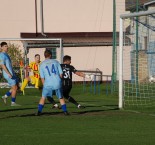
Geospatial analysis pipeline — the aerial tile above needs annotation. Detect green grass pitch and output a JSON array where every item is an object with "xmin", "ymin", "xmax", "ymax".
[{"xmin": 0, "ymin": 84, "xmax": 155, "ymax": 145}]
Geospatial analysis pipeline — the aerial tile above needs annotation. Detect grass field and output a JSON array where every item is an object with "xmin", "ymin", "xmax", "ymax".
[{"xmin": 0, "ymin": 84, "xmax": 155, "ymax": 145}]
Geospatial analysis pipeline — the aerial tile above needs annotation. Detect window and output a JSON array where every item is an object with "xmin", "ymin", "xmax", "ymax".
[
  {"xmin": 51, "ymin": 48, "xmax": 57, "ymax": 59},
  {"xmin": 46, "ymin": 48, "xmax": 57, "ymax": 59}
]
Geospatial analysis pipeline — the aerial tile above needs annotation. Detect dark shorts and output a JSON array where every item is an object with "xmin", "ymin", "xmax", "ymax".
[{"xmin": 62, "ymin": 86, "xmax": 72, "ymax": 98}]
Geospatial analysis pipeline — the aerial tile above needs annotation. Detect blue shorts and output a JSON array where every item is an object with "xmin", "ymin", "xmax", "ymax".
[
  {"xmin": 5, "ymin": 75, "xmax": 18, "ymax": 87},
  {"xmin": 42, "ymin": 87, "xmax": 62, "ymax": 99}
]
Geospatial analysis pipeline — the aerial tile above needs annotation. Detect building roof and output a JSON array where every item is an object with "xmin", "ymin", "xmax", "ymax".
[
  {"xmin": 21, "ymin": 32, "xmax": 119, "ymax": 47},
  {"xmin": 125, "ymin": 0, "xmax": 155, "ymax": 11}
]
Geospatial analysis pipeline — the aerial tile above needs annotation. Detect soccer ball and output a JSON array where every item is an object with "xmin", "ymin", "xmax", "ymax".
[
  {"xmin": 90, "ymin": 74, "xmax": 95, "ymax": 81},
  {"xmin": 149, "ymin": 76, "xmax": 155, "ymax": 83},
  {"xmin": 85, "ymin": 74, "xmax": 95, "ymax": 81}
]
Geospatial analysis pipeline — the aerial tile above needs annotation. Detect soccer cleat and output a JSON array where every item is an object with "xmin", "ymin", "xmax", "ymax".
[
  {"xmin": 11, "ymin": 102, "xmax": 21, "ymax": 107},
  {"xmin": 1, "ymin": 96, "xmax": 7, "ymax": 104},
  {"xmin": 77, "ymin": 104, "xmax": 85, "ymax": 109},
  {"xmin": 35, "ymin": 111, "xmax": 42, "ymax": 116},
  {"xmin": 64, "ymin": 111, "xmax": 70, "ymax": 116}
]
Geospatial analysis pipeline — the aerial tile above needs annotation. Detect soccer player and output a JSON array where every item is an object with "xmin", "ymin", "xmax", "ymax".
[
  {"xmin": 20, "ymin": 54, "xmax": 42, "ymax": 91},
  {"xmin": 0, "ymin": 42, "xmax": 20, "ymax": 106},
  {"xmin": 47, "ymin": 55, "xmax": 93, "ymax": 109},
  {"xmin": 36, "ymin": 50, "xmax": 69, "ymax": 116}
]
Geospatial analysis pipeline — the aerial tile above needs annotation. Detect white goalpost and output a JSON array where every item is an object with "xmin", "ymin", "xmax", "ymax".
[{"xmin": 119, "ymin": 9, "xmax": 155, "ymax": 109}]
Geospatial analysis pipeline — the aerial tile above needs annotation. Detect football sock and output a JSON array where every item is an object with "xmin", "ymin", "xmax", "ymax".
[
  {"xmin": 38, "ymin": 104, "xmax": 44, "ymax": 112},
  {"xmin": 11, "ymin": 97, "xmax": 16, "ymax": 103},
  {"xmin": 68, "ymin": 96, "xmax": 78, "ymax": 106},
  {"xmin": 5, "ymin": 91, "xmax": 11, "ymax": 98},
  {"xmin": 61, "ymin": 104, "xmax": 67, "ymax": 112},
  {"xmin": 21, "ymin": 79, "xmax": 28, "ymax": 91}
]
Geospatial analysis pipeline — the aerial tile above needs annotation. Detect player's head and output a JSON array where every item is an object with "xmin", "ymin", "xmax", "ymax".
[
  {"xmin": 44, "ymin": 50, "xmax": 52, "ymax": 59},
  {"xmin": 35, "ymin": 54, "xmax": 40, "ymax": 63},
  {"xmin": 0, "ymin": 42, "xmax": 8, "ymax": 52},
  {"xmin": 63, "ymin": 55, "xmax": 71, "ymax": 64}
]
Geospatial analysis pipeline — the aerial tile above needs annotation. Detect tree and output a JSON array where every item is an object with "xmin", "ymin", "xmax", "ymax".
[{"xmin": 7, "ymin": 43, "xmax": 24, "ymax": 67}]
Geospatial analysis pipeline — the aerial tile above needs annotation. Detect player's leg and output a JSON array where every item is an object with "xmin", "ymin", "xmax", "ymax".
[
  {"xmin": 2, "ymin": 75, "xmax": 20, "ymax": 103},
  {"xmin": 36, "ymin": 87, "xmax": 52, "ymax": 115},
  {"xmin": 34, "ymin": 77, "xmax": 39, "ymax": 88},
  {"xmin": 1, "ymin": 89, "xmax": 12, "ymax": 104},
  {"xmin": 4, "ymin": 76, "xmax": 20, "ymax": 106},
  {"xmin": 20, "ymin": 76, "xmax": 31, "ymax": 91},
  {"xmin": 55, "ymin": 89, "xmax": 69, "ymax": 115},
  {"xmin": 36, "ymin": 97, "xmax": 46, "ymax": 115},
  {"xmin": 47, "ymin": 90, "xmax": 60, "ymax": 109},
  {"xmin": 63, "ymin": 86, "xmax": 85, "ymax": 109},
  {"xmin": 10, "ymin": 84, "xmax": 18, "ymax": 106}
]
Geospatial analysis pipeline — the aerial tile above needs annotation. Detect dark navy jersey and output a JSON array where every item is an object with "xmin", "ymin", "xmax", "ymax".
[{"xmin": 61, "ymin": 64, "xmax": 77, "ymax": 86}]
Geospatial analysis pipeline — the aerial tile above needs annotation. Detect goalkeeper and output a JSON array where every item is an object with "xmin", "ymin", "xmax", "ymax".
[
  {"xmin": 47, "ymin": 55, "xmax": 94, "ymax": 109},
  {"xmin": 20, "ymin": 54, "xmax": 42, "ymax": 91}
]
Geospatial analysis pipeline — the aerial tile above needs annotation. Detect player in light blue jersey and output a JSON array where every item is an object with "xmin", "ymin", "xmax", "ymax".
[
  {"xmin": 36, "ymin": 50, "xmax": 69, "ymax": 115},
  {"xmin": 0, "ymin": 42, "xmax": 20, "ymax": 106}
]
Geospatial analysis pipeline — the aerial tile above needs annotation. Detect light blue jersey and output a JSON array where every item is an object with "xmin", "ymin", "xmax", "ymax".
[
  {"xmin": 40, "ymin": 59, "xmax": 63, "ymax": 89},
  {"xmin": 0, "ymin": 52, "xmax": 15, "ymax": 78},
  {"xmin": 0, "ymin": 52, "xmax": 17, "ymax": 86}
]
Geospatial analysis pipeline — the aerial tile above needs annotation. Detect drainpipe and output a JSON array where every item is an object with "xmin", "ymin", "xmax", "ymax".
[
  {"xmin": 40, "ymin": 0, "xmax": 48, "ymax": 37},
  {"xmin": 35, "ymin": 0, "xmax": 38, "ymax": 37}
]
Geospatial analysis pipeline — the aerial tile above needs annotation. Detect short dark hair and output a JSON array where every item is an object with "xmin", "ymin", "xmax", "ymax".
[
  {"xmin": 35, "ymin": 54, "xmax": 40, "ymax": 57},
  {"xmin": 44, "ymin": 50, "xmax": 52, "ymax": 58},
  {"xmin": 63, "ymin": 55, "xmax": 71, "ymax": 62},
  {"xmin": 1, "ymin": 42, "xmax": 7, "ymax": 47}
]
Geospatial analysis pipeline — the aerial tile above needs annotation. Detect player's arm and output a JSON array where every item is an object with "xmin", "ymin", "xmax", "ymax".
[
  {"xmin": 39, "ymin": 64, "xmax": 45, "ymax": 84},
  {"xmin": 60, "ymin": 74, "xmax": 62, "ymax": 78},
  {"xmin": 71, "ymin": 65, "xmax": 85, "ymax": 77},
  {"xmin": 75, "ymin": 71, "xmax": 85, "ymax": 77},
  {"xmin": 0, "ymin": 64, "xmax": 12, "ymax": 78},
  {"xmin": 41, "ymin": 78, "xmax": 45, "ymax": 85},
  {"xmin": 0, "ymin": 56, "xmax": 12, "ymax": 78},
  {"xmin": 57, "ymin": 62, "xmax": 63, "ymax": 78},
  {"xmin": 72, "ymin": 66, "xmax": 93, "ymax": 80}
]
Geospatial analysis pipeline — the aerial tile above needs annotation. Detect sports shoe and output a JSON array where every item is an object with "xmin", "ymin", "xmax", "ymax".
[
  {"xmin": 77, "ymin": 104, "xmax": 85, "ymax": 109},
  {"xmin": 64, "ymin": 111, "xmax": 70, "ymax": 116},
  {"xmin": 35, "ymin": 111, "xmax": 42, "ymax": 116},
  {"xmin": 2, "ymin": 96, "xmax": 7, "ymax": 104},
  {"xmin": 11, "ymin": 102, "xmax": 21, "ymax": 107}
]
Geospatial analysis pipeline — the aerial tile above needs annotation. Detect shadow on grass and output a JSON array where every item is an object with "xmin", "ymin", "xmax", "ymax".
[
  {"xmin": 0, "ymin": 106, "xmax": 119, "ymax": 120},
  {"xmin": 0, "ymin": 107, "xmax": 36, "ymax": 113},
  {"xmin": 72, "ymin": 107, "xmax": 119, "ymax": 115}
]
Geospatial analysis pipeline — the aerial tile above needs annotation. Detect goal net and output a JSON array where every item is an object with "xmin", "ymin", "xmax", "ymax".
[
  {"xmin": 119, "ymin": 10, "xmax": 155, "ymax": 108},
  {"xmin": 0, "ymin": 38, "xmax": 63, "ymax": 88}
]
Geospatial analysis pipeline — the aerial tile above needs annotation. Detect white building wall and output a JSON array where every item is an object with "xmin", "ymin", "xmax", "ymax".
[
  {"xmin": 0, "ymin": 0, "xmax": 126, "ymax": 81},
  {"xmin": 64, "ymin": 46, "xmax": 112, "ymax": 81},
  {"xmin": 0, "ymin": 0, "xmax": 126, "ymax": 37}
]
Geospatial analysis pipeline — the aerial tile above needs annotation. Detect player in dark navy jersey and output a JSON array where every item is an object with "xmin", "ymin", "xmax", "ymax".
[{"xmin": 48, "ymin": 55, "xmax": 93, "ymax": 109}]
